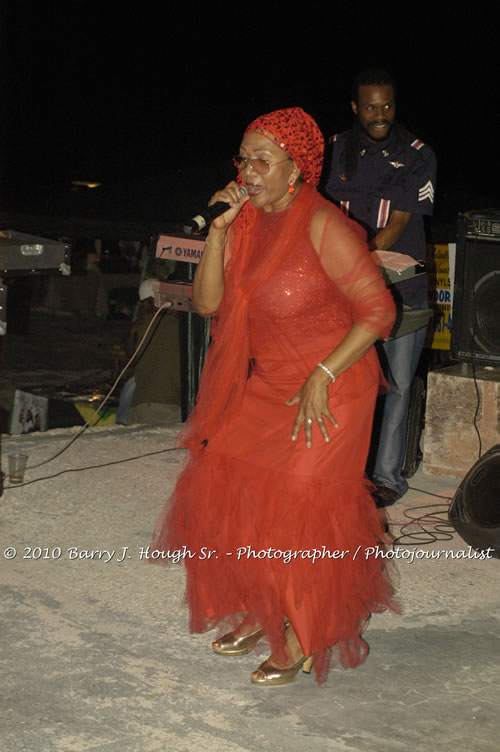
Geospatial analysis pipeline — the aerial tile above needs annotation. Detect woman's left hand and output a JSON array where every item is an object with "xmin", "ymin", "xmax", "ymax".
[{"xmin": 286, "ymin": 368, "xmax": 338, "ymax": 448}]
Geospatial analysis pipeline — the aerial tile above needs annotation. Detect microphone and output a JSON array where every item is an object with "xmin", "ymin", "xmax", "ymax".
[{"xmin": 183, "ymin": 186, "xmax": 248, "ymax": 235}]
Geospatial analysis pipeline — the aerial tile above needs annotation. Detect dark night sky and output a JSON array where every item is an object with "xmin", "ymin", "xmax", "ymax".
[{"xmin": 5, "ymin": 2, "xmax": 499, "ymax": 212}]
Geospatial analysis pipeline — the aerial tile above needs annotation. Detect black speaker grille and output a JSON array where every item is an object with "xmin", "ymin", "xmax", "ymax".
[
  {"xmin": 452, "ymin": 213, "xmax": 500, "ymax": 365},
  {"xmin": 467, "ymin": 461, "xmax": 500, "ymax": 527},
  {"xmin": 449, "ymin": 445, "xmax": 500, "ymax": 557},
  {"xmin": 473, "ymin": 270, "xmax": 500, "ymax": 355}
]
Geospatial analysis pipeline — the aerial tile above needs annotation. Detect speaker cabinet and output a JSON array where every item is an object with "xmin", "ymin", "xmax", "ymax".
[
  {"xmin": 452, "ymin": 210, "xmax": 500, "ymax": 366},
  {"xmin": 449, "ymin": 444, "xmax": 500, "ymax": 558}
]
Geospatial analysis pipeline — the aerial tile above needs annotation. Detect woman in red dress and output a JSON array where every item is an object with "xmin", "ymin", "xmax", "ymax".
[{"xmin": 153, "ymin": 108, "xmax": 398, "ymax": 685}]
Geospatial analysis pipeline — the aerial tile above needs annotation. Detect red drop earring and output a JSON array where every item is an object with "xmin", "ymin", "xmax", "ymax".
[{"xmin": 288, "ymin": 182, "xmax": 295, "ymax": 194}]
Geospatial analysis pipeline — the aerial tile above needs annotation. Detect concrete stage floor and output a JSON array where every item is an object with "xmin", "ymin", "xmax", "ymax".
[{"xmin": 1, "ymin": 423, "xmax": 498, "ymax": 752}]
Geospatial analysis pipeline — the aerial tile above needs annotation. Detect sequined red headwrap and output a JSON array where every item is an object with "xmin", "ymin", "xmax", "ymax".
[{"xmin": 244, "ymin": 107, "xmax": 324, "ymax": 186}]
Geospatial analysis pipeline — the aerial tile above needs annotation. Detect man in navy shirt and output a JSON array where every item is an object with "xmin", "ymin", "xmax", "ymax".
[{"xmin": 325, "ymin": 69, "xmax": 437, "ymax": 506}]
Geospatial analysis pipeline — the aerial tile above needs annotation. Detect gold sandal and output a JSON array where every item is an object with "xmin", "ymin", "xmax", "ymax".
[
  {"xmin": 212, "ymin": 627, "xmax": 264, "ymax": 656},
  {"xmin": 250, "ymin": 655, "xmax": 313, "ymax": 685}
]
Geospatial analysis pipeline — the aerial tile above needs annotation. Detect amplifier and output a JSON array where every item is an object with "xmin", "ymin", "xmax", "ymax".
[
  {"xmin": 452, "ymin": 210, "xmax": 500, "ymax": 366},
  {"xmin": 1, "ymin": 230, "xmax": 71, "ymax": 335},
  {"xmin": 0, "ymin": 231, "xmax": 71, "ymax": 276},
  {"xmin": 459, "ymin": 209, "xmax": 500, "ymax": 241}
]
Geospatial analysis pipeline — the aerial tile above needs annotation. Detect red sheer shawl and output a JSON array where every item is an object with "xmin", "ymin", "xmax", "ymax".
[
  {"xmin": 178, "ymin": 183, "xmax": 324, "ymax": 451},
  {"xmin": 178, "ymin": 182, "xmax": 395, "ymax": 452}
]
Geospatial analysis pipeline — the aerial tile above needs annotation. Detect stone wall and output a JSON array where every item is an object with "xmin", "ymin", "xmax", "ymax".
[{"xmin": 423, "ymin": 362, "xmax": 500, "ymax": 477}]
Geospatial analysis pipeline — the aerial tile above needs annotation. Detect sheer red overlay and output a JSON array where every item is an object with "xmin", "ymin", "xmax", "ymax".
[{"xmin": 153, "ymin": 183, "xmax": 398, "ymax": 683}]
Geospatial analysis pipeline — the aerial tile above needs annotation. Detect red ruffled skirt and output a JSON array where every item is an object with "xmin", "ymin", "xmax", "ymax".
[{"xmin": 153, "ymin": 352, "xmax": 399, "ymax": 683}]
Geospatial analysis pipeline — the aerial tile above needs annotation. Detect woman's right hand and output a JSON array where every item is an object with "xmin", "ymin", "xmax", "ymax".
[
  {"xmin": 209, "ymin": 180, "xmax": 249, "ymax": 232},
  {"xmin": 192, "ymin": 181, "xmax": 248, "ymax": 314}
]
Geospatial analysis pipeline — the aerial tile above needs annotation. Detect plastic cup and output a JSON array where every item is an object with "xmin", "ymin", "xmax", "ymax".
[{"xmin": 8, "ymin": 453, "xmax": 28, "ymax": 484}]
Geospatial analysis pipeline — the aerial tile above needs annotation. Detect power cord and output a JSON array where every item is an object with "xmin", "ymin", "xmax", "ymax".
[
  {"xmin": 469, "ymin": 238, "xmax": 483, "ymax": 459},
  {"xmin": 407, "ymin": 485, "xmax": 453, "ymax": 501},
  {"xmin": 471, "ymin": 361, "xmax": 483, "ymax": 459},
  {"xmin": 22, "ymin": 300, "xmax": 174, "ymax": 471},
  {"xmin": 388, "ymin": 485, "xmax": 455, "ymax": 546},
  {"xmin": 390, "ymin": 503, "xmax": 454, "ymax": 546},
  {"xmin": 3, "ymin": 445, "xmax": 181, "ymax": 491},
  {"xmin": 463, "ymin": 232, "xmax": 483, "ymax": 459}
]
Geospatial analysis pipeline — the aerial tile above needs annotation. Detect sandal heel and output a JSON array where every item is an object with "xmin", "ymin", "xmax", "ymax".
[{"xmin": 302, "ymin": 656, "xmax": 313, "ymax": 674}]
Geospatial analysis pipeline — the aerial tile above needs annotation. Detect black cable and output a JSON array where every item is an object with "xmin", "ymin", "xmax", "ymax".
[
  {"xmin": 407, "ymin": 484, "xmax": 454, "ymax": 501},
  {"xmin": 472, "ymin": 362, "xmax": 482, "ymax": 459},
  {"xmin": 468, "ymin": 234, "xmax": 483, "ymax": 459},
  {"xmin": 388, "ymin": 486, "xmax": 456, "ymax": 546},
  {"xmin": 2, "ymin": 445, "xmax": 181, "ymax": 491},
  {"xmin": 25, "ymin": 301, "xmax": 174, "ymax": 471},
  {"xmin": 390, "ymin": 502, "xmax": 455, "ymax": 546}
]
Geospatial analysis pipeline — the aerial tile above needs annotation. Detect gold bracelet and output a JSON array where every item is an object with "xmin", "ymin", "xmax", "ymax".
[{"xmin": 205, "ymin": 236, "xmax": 226, "ymax": 252}]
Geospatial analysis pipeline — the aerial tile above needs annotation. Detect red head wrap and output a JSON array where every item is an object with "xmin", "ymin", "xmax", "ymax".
[{"xmin": 244, "ymin": 107, "xmax": 324, "ymax": 186}]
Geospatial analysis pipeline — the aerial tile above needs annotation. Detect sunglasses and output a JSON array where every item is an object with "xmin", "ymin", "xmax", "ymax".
[{"xmin": 232, "ymin": 154, "xmax": 290, "ymax": 175}]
